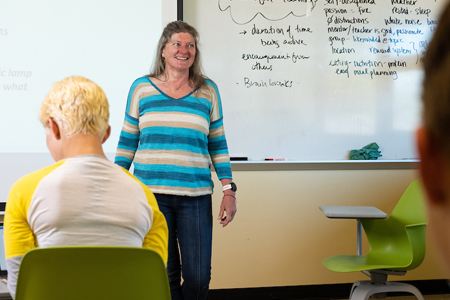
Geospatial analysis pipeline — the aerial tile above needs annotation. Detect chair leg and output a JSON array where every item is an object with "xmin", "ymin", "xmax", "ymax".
[
  {"xmin": 349, "ymin": 281, "xmax": 425, "ymax": 300},
  {"xmin": 350, "ymin": 281, "xmax": 373, "ymax": 300}
]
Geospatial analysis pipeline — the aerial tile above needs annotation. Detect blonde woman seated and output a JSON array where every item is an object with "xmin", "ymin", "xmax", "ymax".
[{"xmin": 4, "ymin": 76, "xmax": 168, "ymax": 299}]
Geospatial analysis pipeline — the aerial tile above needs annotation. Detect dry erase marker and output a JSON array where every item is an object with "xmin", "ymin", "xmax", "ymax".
[{"xmin": 264, "ymin": 158, "xmax": 286, "ymax": 161}]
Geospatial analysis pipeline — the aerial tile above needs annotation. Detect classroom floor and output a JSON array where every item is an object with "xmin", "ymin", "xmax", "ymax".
[
  {"xmin": 207, "ymin": 294, "xmax": 450, "ymax": 300},
  {"xmin": 387, "ymin": 296, "xmax": 450, "ymax": 300},
  {"xmin": 207, "ymin": 288, "xmax": 450, "ymax": 300},
  {"xmin": 0, "ymin": 289, "xmax": 446, "ymax": 300}
]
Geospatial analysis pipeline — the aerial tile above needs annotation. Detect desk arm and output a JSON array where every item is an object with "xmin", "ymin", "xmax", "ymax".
[
  {"xmin": 319, "ymin": 206, "xmax": 387, "ymax": 219},
  {"xmin": 319, "ymin": 206, "xmax": 387, "ymax": 256}
]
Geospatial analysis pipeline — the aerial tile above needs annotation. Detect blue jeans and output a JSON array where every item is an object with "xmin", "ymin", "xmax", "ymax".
[{"xmin": 154, "ymin": 194, "xmax": 213, "ymax": 300}]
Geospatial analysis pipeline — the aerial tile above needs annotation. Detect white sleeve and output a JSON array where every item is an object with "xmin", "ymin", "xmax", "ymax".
[{"xmin": 6, "ymin": 255, "xmax": 22, "ymax": 299}]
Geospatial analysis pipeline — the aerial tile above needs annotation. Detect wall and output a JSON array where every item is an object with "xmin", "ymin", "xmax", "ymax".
[
  {"xmin": 1, "ymin": 154, "xmax": 445, "ymax": 287},
  {"xmin": 209, "ymin": 166, "xmax": 446, "ymax": 289}
]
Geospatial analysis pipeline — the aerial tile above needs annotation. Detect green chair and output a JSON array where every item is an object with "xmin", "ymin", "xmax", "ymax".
[
  {"xmin": 15, "ymin": 246, "xmax": 171, "ymax": 300},
  {"xmin": 322, "ymin": 179, "xmax": 427, "ymax": 300}
]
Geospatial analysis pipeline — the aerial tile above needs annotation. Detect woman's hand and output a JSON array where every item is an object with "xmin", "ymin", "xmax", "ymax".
[
  {"xmin": 218, "ymin": 192, "xmax": 237, "ymax": 227},
  {"xmin": 218, "ymin": 179, "xmax": 237, "ymax": 227}
]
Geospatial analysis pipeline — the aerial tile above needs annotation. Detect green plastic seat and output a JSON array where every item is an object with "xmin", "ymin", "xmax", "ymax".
[
  {"xmin": 15, "ymin": 246, "xmax": 171, "ymax": 300},
  {"xmin": 323, "ymin": 179, "xmax": 427, "ymax": 300}
]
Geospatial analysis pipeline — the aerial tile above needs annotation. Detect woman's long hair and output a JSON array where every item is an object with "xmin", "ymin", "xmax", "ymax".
[{"xmin": 149, "ymin": 21, "xmax": 205, "ymax": 89}]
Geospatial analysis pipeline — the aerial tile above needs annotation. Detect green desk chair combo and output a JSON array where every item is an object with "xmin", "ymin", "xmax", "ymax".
[
  {"xmin": 15, "ymin": 246, "xmax": 171, "ymax": 300},
  {"xmin": 322, "ymin": 179, "xmax": 427, "ymax": 300}
]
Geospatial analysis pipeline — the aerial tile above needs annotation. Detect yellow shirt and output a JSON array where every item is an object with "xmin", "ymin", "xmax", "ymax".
[{"xmin": 4, "ymin": 155, "xmax": 168, "ymax": 298}]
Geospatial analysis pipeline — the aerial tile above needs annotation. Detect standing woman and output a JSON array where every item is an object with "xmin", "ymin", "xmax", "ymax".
[{"xmin": 115, "ymin": 21, "xmax": 237, "ymax": 300}]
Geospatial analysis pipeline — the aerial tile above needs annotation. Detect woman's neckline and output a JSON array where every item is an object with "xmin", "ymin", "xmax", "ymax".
[{"xmin": 147, "ymin": 76, "xmax": 197, "ymax": 100}]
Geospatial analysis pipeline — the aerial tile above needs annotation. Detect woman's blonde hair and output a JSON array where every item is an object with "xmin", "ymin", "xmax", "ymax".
[
  {"xmin": 39, "ymin": 76, "xmax": 109, "ymax": 137},
  {"xmin": 149, "ymin": 21, "xmax": 206, "ymax": 89}
]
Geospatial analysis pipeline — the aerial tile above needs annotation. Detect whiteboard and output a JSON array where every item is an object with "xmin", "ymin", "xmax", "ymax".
[{"xmin": 185, "ymin": 0, "xmax": 447, "ymax": 161}]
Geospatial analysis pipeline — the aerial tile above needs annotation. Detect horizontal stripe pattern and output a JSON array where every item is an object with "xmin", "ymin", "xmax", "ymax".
[
  {"xmin": 121, "ymin": 120, "xmax": 140, "ymax": 135},
  {"xmin": 148, "ymin": 185, "xmax": 212, "ymax": 196},
  {"xmin": 115, "ymin": 77, "xmax": 232, "ymax": 196},
  {"xmin": 140, "ymin": 112, "xmax": 209, "ymax": 135},
  {"xmin": 133, "ymin": 150, "xmax": 211, "ymax": 169}
]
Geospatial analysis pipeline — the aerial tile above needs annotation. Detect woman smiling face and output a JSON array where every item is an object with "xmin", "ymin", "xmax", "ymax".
[{"xmin": 162, "ymin": 32, "xmax": 196, "ymax": 74}]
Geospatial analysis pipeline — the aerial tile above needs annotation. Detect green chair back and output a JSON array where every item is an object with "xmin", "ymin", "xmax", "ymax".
[
  {"xmin": 15, "ymin": 246, "xmax": 171, "ymax": 300},
  {"xmin": 362, "ymin": 179, "xmax": 427, "ymax": 271},
  {"xmin": 390, "ymin": 179, "xmax": 427, "ymax": 226}
]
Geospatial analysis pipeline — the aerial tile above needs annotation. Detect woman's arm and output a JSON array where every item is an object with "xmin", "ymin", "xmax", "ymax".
[
  {"xmin": 114, "ymin": 113, "xmax": 139, "ymax": 170},
  {"xmin": 114, "ymin": 79, "xmax": 145, "ymax": 169},
  {"xmin": 206, "ymin": 80, "xmax": 237, "ymax": 227}
]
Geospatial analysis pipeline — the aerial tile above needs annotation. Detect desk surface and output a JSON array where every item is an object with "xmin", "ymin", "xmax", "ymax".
[{"xmin": 319, "ymin": 206, "xmax": 387, "ymax": 219}]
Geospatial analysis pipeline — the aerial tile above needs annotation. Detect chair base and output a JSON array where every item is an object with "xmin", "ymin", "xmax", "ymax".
[{"xmin": 349, "ymin": 280, "xmax": 425, "ymax": 300}]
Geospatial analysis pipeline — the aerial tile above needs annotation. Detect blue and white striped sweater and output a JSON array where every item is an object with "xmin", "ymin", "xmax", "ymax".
[{"xmin": 115, "ymin": 77, "xmax": 232, "ymax": 196}]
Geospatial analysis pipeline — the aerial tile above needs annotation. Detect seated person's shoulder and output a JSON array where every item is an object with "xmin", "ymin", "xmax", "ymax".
[{"xmin": 9, "ymin": 160, "xmax": 66, "ymax": 196}]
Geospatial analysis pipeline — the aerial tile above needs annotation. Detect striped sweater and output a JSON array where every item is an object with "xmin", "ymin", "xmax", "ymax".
[{"xmin": 115, "ymin": 77, "xmax": 232, "ymax": 196}]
